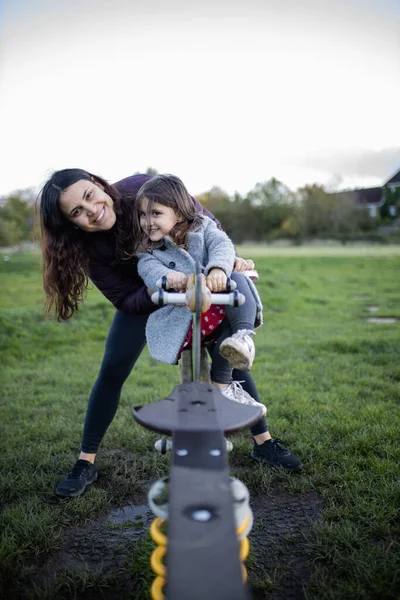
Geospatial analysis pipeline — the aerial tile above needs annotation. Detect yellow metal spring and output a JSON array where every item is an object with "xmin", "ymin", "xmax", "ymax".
[
  {"xmin": 149, "ymin": 513, "xmax": 251, "ymax": 600},
  {"xmin": 150, "ymin": 518, "xmax": 167, "ymax": 600}
]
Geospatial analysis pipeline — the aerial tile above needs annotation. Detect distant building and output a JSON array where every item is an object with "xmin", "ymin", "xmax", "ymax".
[{"xmin": 332, "ymin": 168, "xmax": 400, "ymax": 218}]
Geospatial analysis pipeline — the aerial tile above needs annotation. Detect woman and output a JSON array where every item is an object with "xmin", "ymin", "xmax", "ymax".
[{"xmin": 39, "ymin": 168, "xmax": 303, "ymax": 498}]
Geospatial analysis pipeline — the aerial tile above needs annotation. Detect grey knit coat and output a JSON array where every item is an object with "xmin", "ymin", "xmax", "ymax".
[{"xmin": 137, "ymin": 216, "xmax": 262, "ymax": 365}]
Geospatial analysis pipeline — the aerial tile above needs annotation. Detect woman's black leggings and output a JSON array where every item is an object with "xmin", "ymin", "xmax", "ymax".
[{"xmin": 81, "ymin": 310, "xmax": 268, "ymax": 453}]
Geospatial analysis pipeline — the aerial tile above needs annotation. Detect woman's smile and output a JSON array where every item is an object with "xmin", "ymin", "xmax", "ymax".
[
  {"xmin": 95, "ymin": 206, "xmax": 105, "ymax": 223},
  {"xmin": 59, "ymin": 179, "xmax": 116, "ymax": 232}
]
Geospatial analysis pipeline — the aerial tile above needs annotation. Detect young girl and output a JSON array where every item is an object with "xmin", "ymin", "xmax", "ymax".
[{"xmin": 134, "ymin": 174, "xmax": 266, "ymax": 414}]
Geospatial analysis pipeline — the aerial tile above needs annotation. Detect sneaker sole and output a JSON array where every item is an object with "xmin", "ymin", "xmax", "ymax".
[
  {"xmin": 55, "ymin": 471, "xmax": 98, "ymax": 498},
  {"xmin": 219, "ymin": 343, "xmax": 252, "ymax": 371},
  {"xmin": 250, "ymin": 450, "xmax": 303, "ymax": 472}
]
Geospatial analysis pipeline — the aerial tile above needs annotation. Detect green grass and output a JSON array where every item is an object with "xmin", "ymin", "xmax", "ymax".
[
  {"xmin": 1, "ymin": 247, "xmax": 400, "ymax": 599},
  {"xmin": 236, "ymin": 242, "xmax": 400, "ymax": 257}
]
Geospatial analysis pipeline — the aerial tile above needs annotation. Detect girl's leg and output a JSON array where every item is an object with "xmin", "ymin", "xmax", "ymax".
[
  {"xmin": 220, "ymin": 272, "xmax": 257, "ymax": 369},
  {"xmin": 225, "ymin": 271, "xmax": 257, "ymax": 332},
  {"xmin": 209, "ymin": 321, "xmax": 234, "ymax": 385}
]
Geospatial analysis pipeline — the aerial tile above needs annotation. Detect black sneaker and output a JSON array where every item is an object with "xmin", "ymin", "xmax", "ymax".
[
  {"xmin": 55, "ymin": 459, "xmax": 98, "ymax": 498},
  {"xmin": 251, "ymin": 438, "xmax": 303, "ymax": 472}
]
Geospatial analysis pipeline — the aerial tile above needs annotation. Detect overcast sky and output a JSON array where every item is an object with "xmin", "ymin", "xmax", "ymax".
[{"xmin": 0, "ymin": 0, "xmax": 399, "ymax": 197}]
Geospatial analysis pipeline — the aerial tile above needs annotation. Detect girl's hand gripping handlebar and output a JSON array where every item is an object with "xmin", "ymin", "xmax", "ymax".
[{"xmin": 151, "ymin": 273, "xmax": 245, "ymax": 311}]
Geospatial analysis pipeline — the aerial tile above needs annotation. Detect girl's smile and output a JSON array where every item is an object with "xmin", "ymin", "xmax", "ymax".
[{"xmin": 139, "ymin": 198, "xmax": 180, "ymax": 241}]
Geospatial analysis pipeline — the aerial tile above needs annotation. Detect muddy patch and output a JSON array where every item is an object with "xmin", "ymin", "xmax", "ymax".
[
  {"xmin": 32, "ymin": 501, "xmax": 153, "ymax": 584},
  {"xmin": 249, "ymin": 490, "xmax": 323, "ymax": 599},
  {"xmin": 30, "ymin": 489, "xmax": 323, "ymax": 599}
]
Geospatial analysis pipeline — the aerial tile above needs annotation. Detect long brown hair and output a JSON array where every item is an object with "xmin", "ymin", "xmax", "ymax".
[
  {"xmin": 133, "ymin": 174, "xmax": 202, "ymax": 252},
  {"xmin": 37, "ymin": 168, "xmax": 135, "ymax": 320}
]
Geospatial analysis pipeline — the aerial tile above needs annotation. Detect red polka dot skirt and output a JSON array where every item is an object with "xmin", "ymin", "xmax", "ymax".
[{"xmin": 180, "ymin": 305, "xmax": 226, "ymax": 354}]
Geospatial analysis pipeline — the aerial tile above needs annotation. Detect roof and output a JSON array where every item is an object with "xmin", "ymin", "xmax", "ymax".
[
  {"xmin": 334, "ymin": 187, "xmax": 383, "ymax": 206},
  {"xmin": 384, "ymin": 169, "xmax": 400, "ymax": 186}
]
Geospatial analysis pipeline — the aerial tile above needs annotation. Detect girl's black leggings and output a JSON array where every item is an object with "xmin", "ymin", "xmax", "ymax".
[
  {"xmin": 209, "ymin": 271, "xmax": 257, "ymax": 384},
  {"xmin": 81, "ymin": 310, "xmax": 268, "ymax": 453}
]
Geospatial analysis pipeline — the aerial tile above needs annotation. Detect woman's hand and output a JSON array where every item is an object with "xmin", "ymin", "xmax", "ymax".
[
  {"xmin": 167, "ymin": 271, "xmax": 188, "ymax": 291},
  {"xmin": 206, "ymin": 268, "xmax": 227, "ymax": 292},
  {"xmin": 234, "ymin": 257, "xmax": 255, "ymax": 272}
]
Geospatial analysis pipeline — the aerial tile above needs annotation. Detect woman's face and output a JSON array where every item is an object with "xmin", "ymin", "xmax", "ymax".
[{"xmin": 58, "ymin": 179, "xmax": 116, "ymax": 232}]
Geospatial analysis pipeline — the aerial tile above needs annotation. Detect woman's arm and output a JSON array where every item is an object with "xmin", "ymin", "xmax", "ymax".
[
  {"xmin": 88, "ymin": 254, "xmax": 156, "ymax": 314},
  {"xmin": 202, "ymin": 218, "xmax": 236, "ymax": 276}
]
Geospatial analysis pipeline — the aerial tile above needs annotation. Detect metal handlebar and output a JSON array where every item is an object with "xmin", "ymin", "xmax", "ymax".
[
  {"xmin": 151, "ymin": 289, "xmax": 245, "ymax": 308},
  {"xmin": 152, "ymin": 274, "xmax": 245, "ymax": 309},
  {"xmin": 155, "ymin": 275, "xmax": 237, "ymax": 291}
]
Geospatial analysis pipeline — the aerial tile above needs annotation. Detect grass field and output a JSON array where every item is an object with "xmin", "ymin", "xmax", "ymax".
[
  {"xmin": 236, "ymin": 242, "xmax": 400, "ymax": 258},
  {"xmin": 1, "ymin": 246, "xmax": 399, "ymax": 599}
]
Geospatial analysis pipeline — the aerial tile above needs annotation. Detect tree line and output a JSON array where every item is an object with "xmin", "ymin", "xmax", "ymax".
[
  {"xmin": 0, "ymin": 190, "xmax": 37, "ymax": 247},
  {"xmin": 1, "ymin": 174, "xmax": 399, "ymax": 247},
  {"xmin": 197, "ymin": 178, "xmax": 398, "ymax": 244}
]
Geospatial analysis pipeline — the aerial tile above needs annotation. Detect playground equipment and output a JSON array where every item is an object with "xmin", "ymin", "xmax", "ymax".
[{"xmin": 132, "ymin": 265, "xmax": 263, "ymax": 599}]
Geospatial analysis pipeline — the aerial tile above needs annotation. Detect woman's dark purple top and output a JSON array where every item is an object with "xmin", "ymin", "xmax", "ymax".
[{"xmin": 86, "ymin": 174, "xmax": 221, "ymax": 315}]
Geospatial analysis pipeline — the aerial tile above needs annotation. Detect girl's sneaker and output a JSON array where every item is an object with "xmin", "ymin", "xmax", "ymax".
[
  {"xmin": 219, "ymin": 330, "xmax": 255, "ymax": 370},
  {"xmin": 220, "ymin": 381, "xmax": 267, "ymax": 416},
  {"xmin": 154, "ymin": 437, "xmax": 233, "ymax": 453}
]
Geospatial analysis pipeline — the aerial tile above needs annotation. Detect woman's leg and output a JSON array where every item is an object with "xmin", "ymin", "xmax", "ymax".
[
  {"xmin": 209, "ymin": 321, "xmax": 235, "ymax": 385},
  {"xmin": 226, "ymin": 280, "xmax": 302, "ymax": 467},
  {"xmin": 216, "ymin": 357, "xmax": 302, "ymax": 471},
  {"xmin": 81, "ymin": 310, "xmax": 148, "ymax": 455},
  {"xmin": 231, "ymin": 369, "xmax": 270, "ymax": 439},
  {"xmin": 56, "ymin": 310, "xmax": 148, "ymax": 497},
  {"xmin": 208, "ymin": 335, "xmax": 268, "ymax": 422},
  {"xmin": 225, "ymin": 273, "xmax": 268, "ymax": 436}
]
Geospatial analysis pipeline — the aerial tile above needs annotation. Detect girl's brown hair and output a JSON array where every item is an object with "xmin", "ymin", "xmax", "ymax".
[{"xmin": 133, "ymin": 174, "xmax": 202, "ymax": 252}]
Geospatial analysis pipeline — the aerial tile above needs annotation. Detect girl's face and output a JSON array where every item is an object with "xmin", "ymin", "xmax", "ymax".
[
  {"xmin": 58, "ymin": 179, "xmax": 116, "ymax": 232},
  {"xmin": 139, "ymin": 197, "xmax": 180, "ymax": 242}
]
